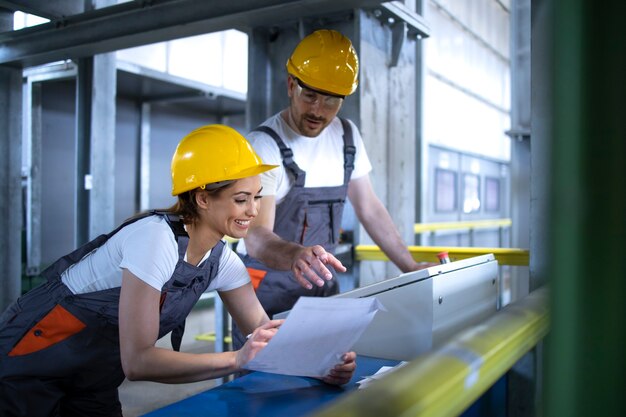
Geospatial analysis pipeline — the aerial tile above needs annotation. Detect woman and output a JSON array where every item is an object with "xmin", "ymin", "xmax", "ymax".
[{"xmin": 0, "ymin": 125, "xmax": 356, "ymax": 417}]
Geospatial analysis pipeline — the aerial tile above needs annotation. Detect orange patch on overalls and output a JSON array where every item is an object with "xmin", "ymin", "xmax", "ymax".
[
  {"xmin": 246, "ymin": 268, "xmax": 268, "ymax": 291},
  {"xmin": 9, "ymin": 304, "xmax": 87, "ymax": 356}
]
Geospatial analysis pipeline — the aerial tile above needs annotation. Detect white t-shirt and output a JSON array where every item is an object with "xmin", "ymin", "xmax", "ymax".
[
  {"xmin": 61, "ymin": 216, "xmax": 250, "ymax": 294},
  {"xmin": 237, "ymin": 113, "xmax": 372, "ymax": 256},
  {"xmin": 249, "ymin": 113, "xmax": 372, "ymax": 203}
]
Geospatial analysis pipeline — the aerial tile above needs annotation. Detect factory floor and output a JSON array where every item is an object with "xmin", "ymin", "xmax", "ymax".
[{"xmin": 119, "ymin": 305, "xmax": 223, "ymax": 417}]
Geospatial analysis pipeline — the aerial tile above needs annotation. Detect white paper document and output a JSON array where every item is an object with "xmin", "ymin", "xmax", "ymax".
[
  {"xmin": 356, "ymin": 361, "xmax": 408, "ymax": 389},
  {"xmin": 243, "ymin": 296, "xmax": 384, "ymax": 377}
]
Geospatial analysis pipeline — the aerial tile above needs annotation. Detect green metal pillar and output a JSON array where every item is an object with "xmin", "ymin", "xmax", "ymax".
[{"xmin": 545, "ymin": 0, "xmax": 626, "ymax": 416}]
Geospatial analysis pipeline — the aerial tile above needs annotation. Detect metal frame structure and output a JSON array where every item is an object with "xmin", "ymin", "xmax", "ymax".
[{"xmin": 0, "ymin": 0, "xmax": 405, "ymax": 67}]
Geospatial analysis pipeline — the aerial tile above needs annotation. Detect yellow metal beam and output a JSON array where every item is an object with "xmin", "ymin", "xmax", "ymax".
[
  {"xmin": 414, "ymin": 219, "xmax": 512, "ymax": 234},
  {"xmin": 195, "ymin": 332, "xmax": 232, "ymax": 345},
  {"xmin": 312, "ymin": 287, "xmax": 549, "ymax": 417},
  {"xmin": 224, "ymin": 236, "xmax": 239, "ymax": 244},
  {"xmin": 355, "ymin": 245, "xmax": 530, "ymax": 266}
]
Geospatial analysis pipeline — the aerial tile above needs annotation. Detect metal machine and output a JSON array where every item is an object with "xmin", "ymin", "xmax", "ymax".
[{"xmin": 332, "ymin": 254, "xmax": 499, "ymax": 360}]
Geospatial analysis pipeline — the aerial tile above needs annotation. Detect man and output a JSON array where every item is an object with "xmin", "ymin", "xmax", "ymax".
[{"xmin": 234, "ymin": 29, "xmax": 426, "ymax": 348}]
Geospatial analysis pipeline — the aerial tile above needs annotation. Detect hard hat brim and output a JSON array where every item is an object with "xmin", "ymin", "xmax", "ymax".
[{"xmin": 231, "ymin": 163, "xmax": 279, "ymax": 182}]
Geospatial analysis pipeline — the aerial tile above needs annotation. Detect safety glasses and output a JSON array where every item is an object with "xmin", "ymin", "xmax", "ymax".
[{"xmin": 292, "ymin": 77, "xmax": 344, "ymax": 110}]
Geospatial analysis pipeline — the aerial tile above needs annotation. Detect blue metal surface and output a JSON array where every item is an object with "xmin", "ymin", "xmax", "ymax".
[
  {"xmin": 461, "ymin": 375, "xmax": 507, "ymax": 417},
  {"xmin": 142, "ymin": 356, "xmax": 399, "ymax": 417}
]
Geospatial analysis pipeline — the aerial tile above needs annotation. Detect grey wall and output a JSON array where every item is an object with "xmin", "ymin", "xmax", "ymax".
[{"xmin": 41, "ymin": 80, "xmax": 77, "ymax": 265}]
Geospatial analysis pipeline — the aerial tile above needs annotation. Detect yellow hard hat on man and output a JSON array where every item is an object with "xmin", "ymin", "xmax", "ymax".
[
  {"xmin": 286, "ymin": 29, "xmax": 359, "ymax": 97},
  {"xmin": 171, "ymin": 124, "xmax": 276, "ymax": 196}
]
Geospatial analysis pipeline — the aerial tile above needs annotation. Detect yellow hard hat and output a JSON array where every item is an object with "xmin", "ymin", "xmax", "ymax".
[
  {"xmin": 286, "ymin": 29, "xmax": 359, "ymax": 97},
  {"xmin": 171, "ymin": 124, "xmax": 277, "ymax": 196}
]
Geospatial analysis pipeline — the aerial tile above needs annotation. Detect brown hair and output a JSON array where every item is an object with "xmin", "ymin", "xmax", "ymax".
[
  {"xmin": 163, "ymin": 181, "xmax": 237, "ymax": 225},
  {"xmin": 123, "ymin": 181, "xmax": 237, "ymax": 226}
]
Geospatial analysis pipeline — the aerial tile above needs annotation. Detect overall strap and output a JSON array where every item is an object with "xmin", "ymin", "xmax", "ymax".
[
  {"xmin": 252, "ymin": 125, "xmax": 306, "ymax": 187},
  {"xmin": 153, "ymin": 210, "xmax": 189, "ymax": 259},
  {"xmin": 169, "ymin": 240, "xmax": 225, "ymax": 352},
  {"xmin": 155, "ymin": 211, "xmax": 188, "ymax": 241},
  {"xmin": 339, "ymin": 117, "xmax": 356, "ymax": 185},
  {"xmin": 203, "ymin": 239, "xmax": 226, "ymax": 266}
]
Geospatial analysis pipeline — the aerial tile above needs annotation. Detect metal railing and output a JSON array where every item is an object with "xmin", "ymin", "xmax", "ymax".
[
  {"xmin": 355, "ymin": 245, "xmax": 529, "ymax": 266},
  {"xmin": 414, "ymin": 218, "xmax": 512, "ymax": 233},
  {"xmin": 415, "ymin": 218, "xmax": 512, "ymax": 247},
  {"xmin": 312, "ymin": 286, "xmax": 549, "ymax": 417}
]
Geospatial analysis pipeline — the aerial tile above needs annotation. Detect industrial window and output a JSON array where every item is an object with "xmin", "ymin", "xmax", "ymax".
[
  {"xmin": 485, "ymin": 177, "xmax": 501, "ymax": 212},
  {"xmin": 462, "ymin": 174, "xmax": 481, "ymax": 214},
  {"xmin": 435, "ymin": 168, "xmax": 457, "ymax": 212}
]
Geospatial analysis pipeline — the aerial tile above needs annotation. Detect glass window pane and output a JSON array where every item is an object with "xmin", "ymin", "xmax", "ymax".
[
  {"xmin": 485, "ymin": 177, "xmax": 500, "ymax": 212},
  {"xmin": 463, "ymin": 174, "xmax": 481, "ymax": 213},
  {"xmin": 435, "ymin": 169, "xmax": 457, "ymax": 212}
]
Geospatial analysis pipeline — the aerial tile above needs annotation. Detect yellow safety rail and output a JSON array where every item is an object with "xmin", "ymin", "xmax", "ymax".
[
  {"xmin": 414, "ymin": 218, "xmax": 512, "ymax": 234},
  {"xmin": 313, "ymin": 287, "xmax": 549, "ymax": 417},
  {"xmin": 355, "ymin": 245, "xmax": 529, "ymax": 266},
  {"xmin": 195, "ymin": 332, "xmax": 232, "ymax": 344},
  {"xmin": 224, "ymin": 236, "xmax": 239, "ymax": 244}
]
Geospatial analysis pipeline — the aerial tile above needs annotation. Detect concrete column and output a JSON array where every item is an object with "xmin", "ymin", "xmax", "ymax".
[
  {"xmin": 75, "ymin": 57, "xmax": 93, "ymax": 246},
  {"xmin": 509, "ymin": 0, "xmax": 531, "ymax": 303},
  {"xmin": 415, "ymin": 0, "xmax": 426, "ymax": 237},
  {"xmin": 357, "ymin": 10, "xmax": 418, "ymax": 284},
  {"xmin": 23, "ymin": 81, "xmax": 43, "ymax": 276},
  {"xmin": 507, "ymin": 3, "xmax": 539, "ymax": 416},
  {"xmin": 246, "ymin": 26, "xmax": 276, "ymax": 130},
  {"xmin": 89, "ymin": 51, "xmax": 117, "ymax": 238},
  {"xmin": 0, "ymin": 9, "xmax": 23, "ymax": 310},
  {"xmin": 74, "ymin": 0, "xmax": 117, "ymax": 245},
  {"xmin": 530, "ymin": 0, "xmax": 552, "ymax": 293}
]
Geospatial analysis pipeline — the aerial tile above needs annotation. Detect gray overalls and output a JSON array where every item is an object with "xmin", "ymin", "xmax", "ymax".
[
  {"xmin": 233, "ymin": 118, "xmax": 355, "ymax": 349},
  {"xmin": 0, "ymin": 212, "xmax": 224, "ymax": 417}
]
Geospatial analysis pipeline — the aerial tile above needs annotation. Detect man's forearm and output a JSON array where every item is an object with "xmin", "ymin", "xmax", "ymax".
[
  {"xmin": 244, "ymin": 227, "xmax": 304, "ymax": 271},
  {"xmin": 360, "ymin": 207, "xmax": 418, "ymax": 273},
  {"xmin": 367, "ymin": 226, "xmax": 417, "ymax": 272}
]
